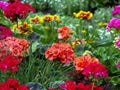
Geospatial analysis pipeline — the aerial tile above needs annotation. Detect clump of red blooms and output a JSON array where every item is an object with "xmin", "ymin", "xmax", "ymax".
[
  {"xmin": 4, "ymin": 1, "xmax": 35, "ymax": 22},
  {"xmin": 83, "ymin": 63, "xmax": 108, "ymax": 78},
  {"xmin": 0, "ymin": 37, "xmax": 30, "ymax": 60},
  {"xmin": 57, "ymin": 26, "xmax": 73, "ymax": 40},
  {"xmin": 74, "ymin": 55, "xmax": 108, "ymax": 78},
  {"xmin": 48, "ymin": 80, "xmax": 103, "ymax": 90},
  {"xmin": 0, "ymin": 25, "xmax": 12, "ymax": 39},
  {"xmin": 45, "ymin": 43, "xmax": 75, "ymax": 64},
  {"xmin": 0, "ymin": 54, "xmax": 21, "ymax": 72},
  {"xmin": 0, "ymin": 78, "xmax": 30, "ymax": 90}
]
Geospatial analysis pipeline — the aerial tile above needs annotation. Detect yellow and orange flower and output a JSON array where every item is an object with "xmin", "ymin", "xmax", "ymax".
[
  {"xmin": 74, "ymin": 55, "xmax": 99, "ymax": 72},
  {"xmin": 12, "ymin": 22, "xmax": 32, "ymax": 34},
  {"xmin": 73, "ymin": 10, "xmax": 93, "ymax": 20},
  {"xmin": 72, "ymin": 38, "xmax": 86, "ymax": 48},
  {"xmin": 30, "ymin": 15, "xmax": 41, "ymax": 24}
]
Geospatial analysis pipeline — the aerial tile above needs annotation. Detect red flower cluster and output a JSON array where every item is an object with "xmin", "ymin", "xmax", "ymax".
[
  {"xmin": 45, "ymin": 43, "xmax": 75, "ymax": 64},
  {"xmin": 0, "ymin": 37, "xmax": 30, "ymax": 60},
  {"xmin": 48, "ymin": 80, "xmax": 103, "ymax": 90},
  {"xmin": 0, "ymin": 78, "xmax": 29, "ymax": 90},
  {"xmin": 0, "ymin": 25, "xmax": 12, "ymax": 39},
  {"xmin": 4, "ymin": 1, "xmax": 35, "ymax": 22},
  {"xmin": 57, "ymin": 26, "xmax": 73, "ymax": 40},
  {"xmin": 83, "ymin": 63, "xmax": 108, "ymax": 78},
  {"xmin": 73, "ymin": 55, "xmax": 108, "ymax": 78},
  {"xmin": 74, "ymin": 55, "xmax": 99, "ymax": 72},
  {"xmin": 0, "ymin": 54, "xmax": 21, "ymax": 72}
]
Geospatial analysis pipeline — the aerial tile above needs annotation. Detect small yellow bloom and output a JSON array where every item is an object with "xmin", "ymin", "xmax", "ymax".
[
  {"xmin": 81, "ymin": 30, "xmax": 86, "ymax": 34},
  {"xmin": 53, "ymin": 15, "xmax": 60, "ymax": 22},
  {"xmin": 44, "ymin": 26, "xmax": 49, "ymax": 30}
]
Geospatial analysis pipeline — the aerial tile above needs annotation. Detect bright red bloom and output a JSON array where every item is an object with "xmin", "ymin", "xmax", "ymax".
[
  {"xmin": 0, "ymin": 78, "xmax": 30, "ymax": 90},
  {"xmin": 0, "ymin": 25, "xmax": 12, "ymax": 39},
  {"xmin": 57, "ymin": 26, "xmax": 73, "ymax": 40},
  {"xmin": 74, "ymin": 55, "xmax": 99, "ymax": 72},
  {"xmin": 4, "ymin": 1, "xmax": 35, "ymax": 22},
  {"xmin": 82, "ymin": 63, "xmax": 108, "ymax": 78},
  {"xmin": 45, "ymin": 43, "xmax": 75, "ymax": 64},
  {"xmin": 77, "ymin": 82, "xmax": 103, "ymax": 90},
  {"xmin": 47, "ymin": 88, "xmax": 56, "ymax": 90},
  {"xmin": 60, "ymin": 80, "xmax": 76, "ymax": 90},
  {"xmin": 0, "ymin": 54, "xmax": 21, "ymax": 72}
]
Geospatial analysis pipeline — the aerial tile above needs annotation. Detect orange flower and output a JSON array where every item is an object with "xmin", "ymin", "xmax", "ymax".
[
  {"xmin": 57, "ymin": 26, "xmax": 73, "ymax": 40},
  {"xmin": 74, "ymin": 55, "xmax": 99, "ymax": 72},
  {"xmin": 45, "ymin": 43, "xmax": 75, "ymax": 64}
]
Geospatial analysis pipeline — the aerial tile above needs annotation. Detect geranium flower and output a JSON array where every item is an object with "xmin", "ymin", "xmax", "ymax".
[
  {"xmin": 74, "ymin": 55, "xmax": 99, "ymax": 72},
  {"xmin": 0, "ymin": 1, "xmax": 9, "ymax": 10},
  {"xmin": 77, "ymin": 82, "xmax": 103, "ymax": 90},
  {"xmin": 0, "ymin": 25, "xmax": 12, "ymax": 39},
  {"xmin": 0, "ymin": 78, "xmax": 30, "ymax": 90},
  {"xmin": 0, "ymin": 54, "xmax": 21, "ymax": 72},
  {"xmin": 106, "ymin": 18, "xmax": 120, "ymax": 31},
  {"xmin": 60, "ymin": 80, "xmax": 76, "ymax": 90},
  {"xmin": 82, "ymin": 63, "xmax": 108, "ymax": 78},
  {"xmin": 57, "ymin": 26, "xmax": 73, "ymax": 40},
  {"xmin": 112, "ymin": 5, "xmax": 120, "ymax": 16},
  {"xmin": 45, "ymin": 43, "xmax": 75, "ymax": 64},
  {"xmin": 0, "ymin": 37, "xmax": 30, "ymax": 59},
  {"xmin": 4, "ymin": 1, "xmax": 35, "ymax": 22}
]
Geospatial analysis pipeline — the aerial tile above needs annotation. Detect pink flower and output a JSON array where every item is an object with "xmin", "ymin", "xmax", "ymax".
[
  {"xmin": 106, "ymin": 18, "xmax": 120, "ymax": 31},
  {"xmin": 112, "ymin": 5, "xmax": 120, "ymax": 16},
  {"xmin": 0, "ymin": 1, "xmax": 9, "ymax": 10},
  {"xmin": 117, "ymin": 61, "xmax": 120, "ymax": 68},
  {"xmin": 115, "ymin": 36, "xmax": 120, "ymax": 50}
]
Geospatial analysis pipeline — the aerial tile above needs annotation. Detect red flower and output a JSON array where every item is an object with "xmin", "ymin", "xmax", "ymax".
[
  {"xmin": 82, "ymin": 63, "xmax": 108, "ymax": 78},
  {"xmin": 60, "ymin": 80, "xmax": 76, "ymax": 90},
  {"xmin": 4, "ymin": 1, "xmax": 35, "ymax": 22},
  {"xmin": 0, "ymin": 54, "xmax": 21, "ymax": 72},
  {"xmin": 45, "ymin": 43, "xmax": 75, "ymax": 64},
  {"xmin": 57, "ymin": 26, "xmax": 73, "ymax": 40},
  {"xmin": 0, "ymin": 25, "xmax": 12, "ymax": 39},
  {"xmin": 0, "ymin": 78, "xmax": 30, "ymax": 90}
]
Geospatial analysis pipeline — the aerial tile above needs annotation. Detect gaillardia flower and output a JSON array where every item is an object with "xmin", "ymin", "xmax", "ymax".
[
  {"xmin": 12, "ymin": 22, "xmax": 32, "ymax": 34},
  {"xmin": 73, "ymin": 10, "xmax": 93, "ymax": 20}
]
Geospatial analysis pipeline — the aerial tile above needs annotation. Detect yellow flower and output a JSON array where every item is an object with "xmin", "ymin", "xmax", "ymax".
[
  {"xmin": 43, "ymin": 15, "xmax": 53, "ymax": 22},
  {"xmin": 44, "ymin": 26, "xmax": 49, "ymax": 30},
  {"xmin": 53, "ymin": 15, "xmax": 60, "ymax": 22},
  {"xmin": 98, "ymin": 22, "xmax": 102, "ymax": 26},
  {"xmin": 74, "ymin": 10, "xmax": 93, "ymax": 20},
  {"xmin": 30, "ymin": 15, "xmax": 41, "ymax": 24},
  {"xmin": 12, "ymin": 22, "xmax": 32, "ymax": 34},
  {"xmin": 81, "ymin": 30, "xmax": 86, "ymax": 34}
]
